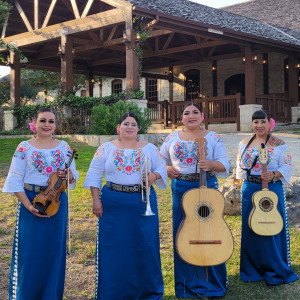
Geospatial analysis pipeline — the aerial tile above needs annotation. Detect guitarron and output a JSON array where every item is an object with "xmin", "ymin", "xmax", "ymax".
[
  {"xmin": 248, "ymin": 143, "xmax": 283, "ymax": 236},
  {"xmin": 33, "ymin": 148, "xmax": 78, "ymax": 216},
  {"xmin": 176, "ymin": 138, "xmax": 234, "ymax": 266}
]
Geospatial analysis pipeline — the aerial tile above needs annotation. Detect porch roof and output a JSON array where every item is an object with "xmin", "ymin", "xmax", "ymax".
[{"xmin": 129, "ymin": 0, "xmax": 300, "ymax": 47}]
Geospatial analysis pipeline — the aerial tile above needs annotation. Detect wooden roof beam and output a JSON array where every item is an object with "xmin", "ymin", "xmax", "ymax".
[
  {"xmin": 1, "ymin": 9, "xmax": 127, "ymax": 48},
  {"xmin": 82, "ymin": 0, "xmax": 94, "ymax": 18},
  {"xmin": 14, "ymin": 0, "xmax": 33, "ymax": 32},
  {"xmin": 70, "ymin": 0, "xmax": 80, "ymax": 19},
  {"xmin": 42, "ymin": 0, "xmax": 58, "ymax": 28}
]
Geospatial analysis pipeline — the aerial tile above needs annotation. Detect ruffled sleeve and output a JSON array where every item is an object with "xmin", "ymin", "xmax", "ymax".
[
  {"xmin": 84, "ymin": 144, "xmax": 106, "ymax": 190},
  {"xmin": 149, "ymin": 145, "xmax": 167, "ymax": 190},
  {"xmin": 236, "ymin": 142, "xmax": 246, "ymax": 180},
  {"xmin": 159, "ymin": 132, "xmax": 175, "ymax": 166},
  {"xmin": 211, "ymin": 132, "xmax": 230, "ymax": 178},
  {"xmin": 276, "ymin": 144, "xmax": 292, "ymax": 184},
  {"xmin": 2, "ymin": 141, "xmax": 30, "ymax": 194}
]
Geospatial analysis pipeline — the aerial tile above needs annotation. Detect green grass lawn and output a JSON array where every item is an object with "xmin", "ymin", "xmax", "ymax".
[{"xmin": 0, "ymin": 138, "xmax": 299, "ymax": 300}]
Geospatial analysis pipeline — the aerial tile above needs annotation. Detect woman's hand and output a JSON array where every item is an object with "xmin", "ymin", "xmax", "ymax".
[
  {"xmin": 147, "ymin": 172, "xmax": 160, "ymax": 187},
  {"xmin": 261, "ymin": 171, "xmax": 275, "ymax": 181},
  {"xmin": 28, "ymin": 205, "xmax": 50, "ymax": 218},
  {"xmin": 198, "ymin": 159, "xmax": 212, "ymax": 172},
  {"xmin": 59, "ymin": 168, "xmax": 75, "ymax": 182},
  {"xmin": 167, "ymin": 166, "xmax": 180, "ymax": 179},
  {"xmin": 93, "ymin": 199, "xmax": 103, "ymax": 218}
]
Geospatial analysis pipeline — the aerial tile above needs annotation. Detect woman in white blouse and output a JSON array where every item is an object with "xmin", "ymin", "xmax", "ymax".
[
  {"xmin": 236, "ymin": 109, "xmax": 298, "ymax": 286},
  {"xmin": 160, "ymin": 103, "xmax": 230, "ymax": 299},
  {"xmin": 2, "ymin": 107, "xmax": 79, "ymax": 300},
  {"xmin": 84, "ymin": 112, "xmax": 167, "ymax": 300}
]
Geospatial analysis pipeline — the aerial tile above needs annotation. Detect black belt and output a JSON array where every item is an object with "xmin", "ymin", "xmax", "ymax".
[
  {"xmin": 177, "ymin": 170, "xmax": 215, "ymax": 182},
  {"xmin": 106, "ymin": 181, "xmax": 142, "ymax": 193},
  {"xmin": 23, "ymin": 183, "xmax": 47, "ymax": 193},
  {"xmin": 247, "ymin": 175, "xmax": 279, "ymax": 184}
]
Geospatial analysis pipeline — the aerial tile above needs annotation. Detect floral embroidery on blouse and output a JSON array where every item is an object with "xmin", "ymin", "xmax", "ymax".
[
  {"xmin": 112, "ymin": 149, "xmax": 144, "ymax": 175},
  {"xmin": 174, "ymin": 142, "xmax": 197, "ymax": 167},
  {"xmin": 94, "ymin": 145, "xmax": 105, "ymax": 160},
  {"xmin": 210, "ymin": 132, "xmax": 223, "ymax": 143},
  {"xmin": 13, "ymin": 142, "xmax": 30, "ymax": 160},
  {"xmin": 283, "ymin": 150, "xmax": 292, "ymax": 166},
  {"xmin": 242, "ymin": 147, "xmax": 275, "ymax": 173},
  {"xmin": 31, "ymin": 149, "xmax": 65, "ymax": 176},
  {"xmin": 163, "ymin": 131, "xmax": 176, "ymax": 144}
]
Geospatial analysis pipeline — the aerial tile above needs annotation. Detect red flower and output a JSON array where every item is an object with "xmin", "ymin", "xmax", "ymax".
[
  {"xmin": 46, "ymin": 166, "xmax": 53, "ymax": 173},
  {"xmin": 125, "ymin": 165, "xmax": 132, "ymax": 172}
]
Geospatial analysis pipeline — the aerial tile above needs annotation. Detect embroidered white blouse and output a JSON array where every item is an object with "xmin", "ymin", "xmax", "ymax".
[
  {"xmin": 84, "ymin": 142, "xmax": 167, "ymax": 190},
  {"xmin": 159, "ymin": 130, "xmax": 230, "ymax": 178},
  {"xmin": 236, "ymin": 140, "xmax": 292, "ymax": 184},
  {"xmin": 2, "ymin": 140, "xmax": 79, "ymax": 194}
]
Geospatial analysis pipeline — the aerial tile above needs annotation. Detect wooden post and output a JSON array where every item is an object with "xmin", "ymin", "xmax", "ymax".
[
  {"xmin": 244, "ymin": 46, "xmax": 256, "ymax": 104},
  {"xmin": 288, "ymin": 54, "xmax": 298, "ymax": 107},
  {"xmin": 61, "ymin": 35, "xmax": 73, "ymax": 95},
  {"xmin": 85, "ymin": 72, "xmax": 94, "ymax": 97},
  {"xmin": 9, "ymin": 52, "xmax": 21, "ymax": 106},
  {"xmin": 236, "ymin": 93, "xmax": 241, "ymax": 131},
  {"xmin": 125, "ymin": 19, "xmax": 139, "ymax": 93}
]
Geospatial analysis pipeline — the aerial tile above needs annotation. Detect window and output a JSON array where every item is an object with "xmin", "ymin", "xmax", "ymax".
[
  {"xmin": 112, "ymin": 79, "xmax": 122, "ymax": 94},
  {"xmin": 185, "ymin": 69, "xmax": 200, "ymax": 101},
  {"xmin": 80, "ymin": 90, "xmax": 86, "ymax": 97},
  {"xmin": 146, "ymin": 78, "xmax": 158, "ymax": 101}
]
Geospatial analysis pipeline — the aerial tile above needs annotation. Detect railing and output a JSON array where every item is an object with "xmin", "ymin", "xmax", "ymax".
[
  {"xmin": 147, "ymin": 100, "xmax": 170, "ymax": 128},
  {"xmin": 148, "ymin": 93, "xmax": 241, "ymax": 130},
  {"xmin": 255, "ymin": 94, "xmax": 293, "ymax": 122}
]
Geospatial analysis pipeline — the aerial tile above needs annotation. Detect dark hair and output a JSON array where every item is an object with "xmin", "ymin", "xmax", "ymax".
[
  {"xmin": 36, "ymin": 107, "xmax": 55, "ymax": 119},
  {"xmin": 182, "ymin": 102, "xmax": 202, "ymax": 113},
  {"xmin": 118, "ymin": 112, "xmax": 139, "ymax": 125},
  {"xmin": 252, "ymin": 109, "xmax": 270, "ymax": 121}
]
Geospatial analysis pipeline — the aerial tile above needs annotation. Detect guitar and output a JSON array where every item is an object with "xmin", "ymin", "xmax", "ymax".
[
  {"xmin": 248, "ymin": 143, "xmax": 283, "ymax": 236},
  {"xmin": 176, "ymin": 138, "xmax": 234, "ymax": 266},
  {"xmin": 33, "ymin": 149, "xmax": 78, "ymax": 216}
]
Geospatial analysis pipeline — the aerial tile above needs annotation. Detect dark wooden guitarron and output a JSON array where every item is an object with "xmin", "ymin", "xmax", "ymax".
[
  {"xmin": 248, "ymin": 143, "xmax": 283, "ymax": 236},
  {"xmin": 33, "ymin": 148, "xmax": 78, "ymax": 216},
  {"xmin": 176, "ymin": 138, "xmax": 234, "ymax": 266}
]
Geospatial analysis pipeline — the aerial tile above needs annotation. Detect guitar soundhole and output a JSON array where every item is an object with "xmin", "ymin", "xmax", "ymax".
[
  {"xmin": 259, "ymin": 197, "xmax": 274, "ymax": 212},
  {"xmin": 196, "ymin": 203, "xmax": 213, "ymax": 221}
]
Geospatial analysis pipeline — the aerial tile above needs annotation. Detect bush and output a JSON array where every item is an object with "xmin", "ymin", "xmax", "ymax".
[{"xmin": 90, "ymin": 101, "xmax": 152, "ymax": 135}]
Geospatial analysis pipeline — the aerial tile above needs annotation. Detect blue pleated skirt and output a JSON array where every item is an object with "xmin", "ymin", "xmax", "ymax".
[
  {"xmin": 9, "ymin": 189, "xmax": 67, "ymax": 300},
  {"xmin": 240, "ymin": 180, "xmax": 298, "ymax": 285},
  {"xmin": 95, "ymin": 185, "xmax": 164, "ymax": 300},
  {"xmin": 171, "ymin": 175, "xmax": 228, "ymax": 298}
]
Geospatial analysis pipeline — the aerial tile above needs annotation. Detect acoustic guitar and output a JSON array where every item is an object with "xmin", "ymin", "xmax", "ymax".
[
  {"xmin": 176, "ymin": 138, "xmax": 234, "ymax": 266},
  {"xmin": 248, "ymin": 143, "xmax": 283, "ymax": 236}
]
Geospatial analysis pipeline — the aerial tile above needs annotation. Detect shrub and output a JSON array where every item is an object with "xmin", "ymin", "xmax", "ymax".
[{"xmin": 90, "ymin": 101, "xmax": 152, "ymax": 135}]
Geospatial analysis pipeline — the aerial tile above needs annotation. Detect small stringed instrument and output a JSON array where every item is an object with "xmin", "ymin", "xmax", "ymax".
[
  {"xmin": 248, "ymin": 143, "xmax": 283, "ymax": 236},
  {"xmin": 33, "ymin": 148, "xmax": 78, "ymax": 216},
  {"xmin": 176, "ymin": 138, "xmax": 234, "ymax": 266}
]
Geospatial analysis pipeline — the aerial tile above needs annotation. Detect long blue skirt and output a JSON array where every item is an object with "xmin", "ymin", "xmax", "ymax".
[
  {"xmin": 240, "ymin": 180, "xmax": 298, "ymax": 284},
  {"xmin": 9, "ymin": 189, "xmax": 67, "ymax": 300},
  {"xmin": 95, "ymin": 185, "xmax": 164, "ymax": 300},
  {"xmin": 171, "ymin": 175, "xmax": 228, "ymax": 298}
]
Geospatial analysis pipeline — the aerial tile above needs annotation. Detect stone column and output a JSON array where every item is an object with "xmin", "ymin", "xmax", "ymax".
[
  {"xmin": 239, "ymin": 104, "xmax": 262, "ymax": 131},
  {"xmin": 291, "ymin": 106, "xmax": 300, "ymax": 123},
  {"xmin": 4, "ymin": 110, "xmax": 17, "ymax": 131}
]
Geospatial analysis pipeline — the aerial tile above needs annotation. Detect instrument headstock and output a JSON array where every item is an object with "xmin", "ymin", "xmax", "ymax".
[
  {"xmin": 65, "ymin": 148, "xmax": 78, "ymax": 169},
  {"xmin": 259, "ymin": 143, "xmax": 268, "ymax": 165},
  {"xmin": 195, "ymin": 138, "xmax": 207, "ymax": 161}
]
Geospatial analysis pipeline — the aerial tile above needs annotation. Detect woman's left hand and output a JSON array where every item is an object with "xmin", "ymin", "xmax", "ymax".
[
  {"xmin": 59, "ymin": 168, "xmax": 74, "ymax": 182},
  {"xmin": 261, "ymin": 171, "xmax": 275, "ymax": 181},
  {"xmin": 198, "ymin": 159, "xmax": 212, "ymax": 172}
]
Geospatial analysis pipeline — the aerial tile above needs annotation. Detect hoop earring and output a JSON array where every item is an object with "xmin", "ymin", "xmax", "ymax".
[
  {"xmin": 34, "ymin": 132, "xmax": 37, "ymax": 138},
  {"xmin": 52, "ymin": 132, "xmax": 56, "ymax": 140},
  {"xmin": 136, "ymin": 135, "xmax": 139, "ymax": 142}
]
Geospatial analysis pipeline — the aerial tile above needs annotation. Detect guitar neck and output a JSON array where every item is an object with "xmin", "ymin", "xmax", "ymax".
[
  {"xmin": 261, "ymin": 163, "xmax": 268, "ymax": 189},
  {"xmin": 199, "ymin": 169, "xmax": 207, "ymax": 187}
]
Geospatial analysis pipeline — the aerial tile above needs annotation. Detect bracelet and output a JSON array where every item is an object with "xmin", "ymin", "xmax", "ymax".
[
  {"xmin": 272, "ymin": 171, "xmax": 276, "ymax": 179},
  {"xmin": 154, "ymin": 173, "xmax": 158, "ymax": 181}
]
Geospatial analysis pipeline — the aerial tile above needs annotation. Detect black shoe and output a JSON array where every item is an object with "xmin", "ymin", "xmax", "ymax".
[{"xmin": 208, "ymin": 296, "xmax": 224, "ymax": 299}]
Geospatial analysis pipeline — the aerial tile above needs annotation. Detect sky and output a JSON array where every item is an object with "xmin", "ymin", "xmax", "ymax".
[{"xmin": 0, "ymin": 0, "xmax": 249, "ymax": 78}]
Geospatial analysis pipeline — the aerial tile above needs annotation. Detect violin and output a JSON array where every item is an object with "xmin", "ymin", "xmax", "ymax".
[{"xmin": 33, "ymin": 149, "xmax": 78, "ymax": 216}]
